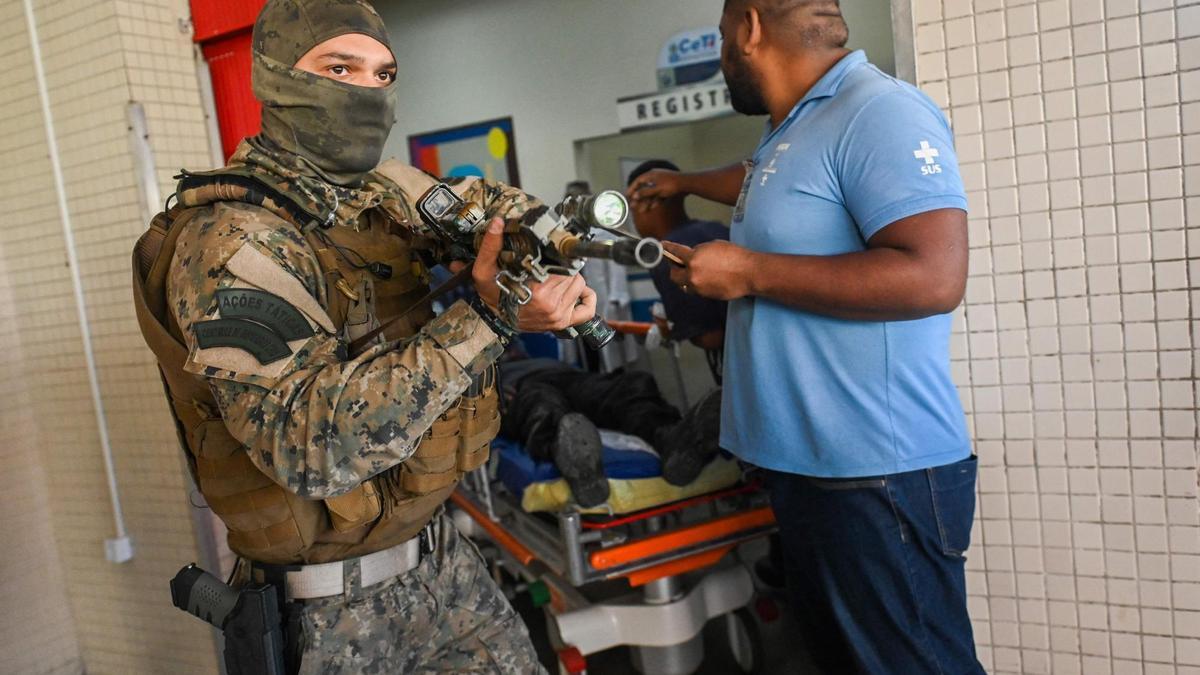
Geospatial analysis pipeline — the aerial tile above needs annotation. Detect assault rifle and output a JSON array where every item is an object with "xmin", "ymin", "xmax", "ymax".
[{"xmin": 415, "ymin": 185, "xmax": 664, "ymax": 350}]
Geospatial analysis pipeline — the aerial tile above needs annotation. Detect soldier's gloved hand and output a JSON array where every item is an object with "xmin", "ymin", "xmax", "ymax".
[{"xmin": 468, "ymin": 218, "xmax": 598, "ymax": 333}]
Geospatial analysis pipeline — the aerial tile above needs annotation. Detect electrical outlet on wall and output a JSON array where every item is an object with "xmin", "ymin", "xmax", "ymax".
[{"xmin": 106, "ymin": 536, "xmax": 134, "ymax": 564}]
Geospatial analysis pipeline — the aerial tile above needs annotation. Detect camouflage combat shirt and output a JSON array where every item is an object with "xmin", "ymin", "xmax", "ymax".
[{"xmin": 168, "ymin": 141, "xmax": 539, "ymax": 499}]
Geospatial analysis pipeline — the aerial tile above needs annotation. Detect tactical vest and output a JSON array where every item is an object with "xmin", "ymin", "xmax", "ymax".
[{"xmin": 132, "ymin": 168, "xmax": 499, "ymax": 565}]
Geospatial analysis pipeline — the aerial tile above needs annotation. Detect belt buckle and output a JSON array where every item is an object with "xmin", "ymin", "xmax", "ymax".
[{"xmin": 418, "ymin": 519, "xmax": 437, "ymax": 556}]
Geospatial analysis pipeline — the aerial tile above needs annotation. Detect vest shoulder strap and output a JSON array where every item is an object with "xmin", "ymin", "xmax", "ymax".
[
  {"xmin": 132, "ymin": 205, "xmax": 212, "ymax": 482},
  {"xmin": 176, "ymin": 169, "xmax": 325, "ymax": 233},
  {"xmin": 131, "ymin": 205, "xmax": 209, "ymax": 401}
]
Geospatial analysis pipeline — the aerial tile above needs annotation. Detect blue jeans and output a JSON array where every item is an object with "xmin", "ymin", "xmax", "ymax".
[{"xmin": 763, "ymin": 456, "xmax": 985, "ymax": 674}]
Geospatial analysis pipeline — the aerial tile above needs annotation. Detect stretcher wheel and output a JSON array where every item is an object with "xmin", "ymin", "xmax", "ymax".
[
  {"xmin": 717, "ymin": 607, "xmax": 766, "ymax": 674},
  {"xmin": 754, "ymin": 595, "xmax": 781, "ymax": 623},
  {"xmin": 557, "ymin": 646, "xmax": 587, "ymax": 675}
]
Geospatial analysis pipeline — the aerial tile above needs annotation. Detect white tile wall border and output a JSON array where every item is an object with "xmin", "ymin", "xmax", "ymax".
[{"xmin": 913, "ymin": 0, "xmax": 1199, "ymax": 671}]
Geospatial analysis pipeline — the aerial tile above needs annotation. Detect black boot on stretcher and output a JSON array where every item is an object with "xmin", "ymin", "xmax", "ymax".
[
  {"xmin": 554, "ymin": 412, "xmax": 610, "ymax": 508},
  {"xmin": 658, "ymin": 388, "xmax": 723, "ymax": 487}
]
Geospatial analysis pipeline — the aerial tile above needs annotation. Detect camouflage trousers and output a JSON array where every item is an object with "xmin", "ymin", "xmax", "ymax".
[{"xmin": 294, "ymin": 516, "xmax": 546, "ymax": 674}]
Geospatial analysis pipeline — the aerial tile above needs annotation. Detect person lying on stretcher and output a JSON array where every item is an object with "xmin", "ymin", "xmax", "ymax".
[
  {"xmin": 498, "ymin": 357, "xmax": 721, "ymax": 507},
  {"xmin": 493, "ymin": 161, "xmax": 734, "ymax": 508}
]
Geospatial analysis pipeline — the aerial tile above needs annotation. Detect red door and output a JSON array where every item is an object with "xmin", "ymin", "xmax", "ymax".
[{"xmin": 190, "ymin": 0, "xmax": 266, "ymax": 161}]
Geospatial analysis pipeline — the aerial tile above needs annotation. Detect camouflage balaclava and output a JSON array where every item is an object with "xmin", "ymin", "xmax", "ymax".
[{"xmin": 251, "ymin": 0, "xmax": 397, "ymax": 186}]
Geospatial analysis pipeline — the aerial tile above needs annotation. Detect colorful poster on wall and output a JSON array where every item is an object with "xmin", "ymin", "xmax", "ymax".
[{"xmin": 407, "ymin": 117, "xmax": 521, "ymax": 188}]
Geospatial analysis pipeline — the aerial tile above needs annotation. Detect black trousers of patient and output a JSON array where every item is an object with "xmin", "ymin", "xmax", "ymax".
[{"xmin": 500, "ymin": 361, "xmax": 682, "ymax": 462}]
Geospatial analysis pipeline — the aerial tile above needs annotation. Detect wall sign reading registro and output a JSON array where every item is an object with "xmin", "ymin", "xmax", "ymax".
[{"xmin": 617, "ymin": 83, "xmax": 733, "ymax": 131}]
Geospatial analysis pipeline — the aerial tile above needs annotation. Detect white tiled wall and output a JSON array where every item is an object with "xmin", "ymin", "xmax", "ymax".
[
  {"xmin": 0, "ymin": 0, "xmax": 219, "ymax": 672},
  {"xmin": 0, "ymin": 251, "xmax": 81, "ymax": 673},
  {"xmin": 913, "ymin": 0, "xmax": 1199, "ymax": 672}
]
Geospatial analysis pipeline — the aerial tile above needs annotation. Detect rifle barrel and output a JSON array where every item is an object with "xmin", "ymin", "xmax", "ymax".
[{"xmin": 561, "ymin": 236, "xmax": 663, "ymax": 268}]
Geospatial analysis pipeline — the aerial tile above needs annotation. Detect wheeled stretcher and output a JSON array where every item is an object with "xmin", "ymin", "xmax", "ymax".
[{"xmin": 449, "ymin": 324, "xmax": 778, "ymax": 675}]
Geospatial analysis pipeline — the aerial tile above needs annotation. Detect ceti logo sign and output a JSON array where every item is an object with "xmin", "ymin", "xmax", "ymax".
[
  {"xmin": 657, "ymin": 27, "xmax": 723, "ymax": 90},
  {"xmin": 665, "ymin": 30, "xmax": 720, "ymax": 66},
  {"xmin": 620, "ymin": 26, "xmax": 731, "ymax": 127}
]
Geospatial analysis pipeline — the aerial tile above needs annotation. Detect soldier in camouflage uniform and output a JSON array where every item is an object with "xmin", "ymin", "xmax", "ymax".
[{"xmin": 134, "ymin": 0, "xmax": 597, "ymax": 672}]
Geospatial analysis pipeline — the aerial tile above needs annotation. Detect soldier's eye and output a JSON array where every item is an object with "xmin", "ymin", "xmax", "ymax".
[
  {"xmin": 378, "ymin": 71, "xmax": 394, "ymax": 82},
  {"xmin": 329, "ymin": 65, "xmax": 348, "ymax": 76}
]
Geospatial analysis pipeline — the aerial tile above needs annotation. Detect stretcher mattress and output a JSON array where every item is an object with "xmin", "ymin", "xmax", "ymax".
[{"xmin": 493, "ymin": 430, "xmax": 742, "ymax": 514}]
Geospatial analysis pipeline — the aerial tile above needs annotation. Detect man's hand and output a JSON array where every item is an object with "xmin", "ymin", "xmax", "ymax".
[
  {"xmin": 626, "ymin": 169, "xmax": 687, "ymax": 214},
  {"xmin": 669, "ymin": 209, "xmax": 967, "ymax": 321},
  {"xmin": 663, "ymin": 240, "xmax": 757, "ymax": 301},
  {"xmin": 461, "ymin": 218, "xmax": 598, "ymax": 332},
  {"xmin": 652, "ymin": 313, "xmax": 672, "ymax": 339},
  {"xmin": 626, "ymin": 162, "xmax": 747, "ymax": 209}
]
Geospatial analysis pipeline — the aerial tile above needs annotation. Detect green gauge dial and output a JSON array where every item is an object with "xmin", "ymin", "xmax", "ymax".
[{"xmin": 590, "ymin": 191, "xmax": 629, "ymax": 228}]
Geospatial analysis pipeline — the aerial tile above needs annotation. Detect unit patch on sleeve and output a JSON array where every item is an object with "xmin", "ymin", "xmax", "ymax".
[
  {"xmin": 191, "ymin": 288, "xmax": 317, "ymax": 366},
  {"xmin": 214, "ymin": 288, "xmax": 316, "ymax": 341},
  {"xmin": 194, "ymin": 318, "xmax": 293, "ymax": 364}
]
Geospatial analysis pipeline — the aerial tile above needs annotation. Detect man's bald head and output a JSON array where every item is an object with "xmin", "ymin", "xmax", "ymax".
[{"xmin": 723, "ymin": 0, "xmax": 849, "ymax": 50}]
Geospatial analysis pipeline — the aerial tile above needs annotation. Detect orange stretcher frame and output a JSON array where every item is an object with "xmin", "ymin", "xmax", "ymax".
[
  {"xmin": 450, "ymin": 490, "xmax": 536, "ymax": 566},
  {"xmin": 590, "ymin": 506, "xmax": 776, "ymax": 573},
  {"xmin": 605, "ymin": 320, "xmax": 653, "ymax": 336},
  {"xmin": 453, "ymin": 488, "xmax": 777, "ymax": 587}
]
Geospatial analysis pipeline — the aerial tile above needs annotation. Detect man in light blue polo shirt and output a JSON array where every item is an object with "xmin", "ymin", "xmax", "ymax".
[{"xmin": 628, "ymin": 1, "xmax": 982, "ymax": 672}]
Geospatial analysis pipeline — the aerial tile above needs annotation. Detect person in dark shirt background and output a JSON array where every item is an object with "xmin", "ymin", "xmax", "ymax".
[{"xmin": 628, "ymin": 159, "xmax": 729, "ymax": 380}]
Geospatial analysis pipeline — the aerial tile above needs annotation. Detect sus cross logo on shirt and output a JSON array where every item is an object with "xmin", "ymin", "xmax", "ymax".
[
  {"xmin": 914, "ymin": 140, "xmax": 942, "ymax": 175},
  {"xmin": 760, "ymin": 143, "xmax": 791, "ymax": 186}
]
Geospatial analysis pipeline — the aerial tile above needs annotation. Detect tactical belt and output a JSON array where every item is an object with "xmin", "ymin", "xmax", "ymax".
[{"xmin": 251, "ymin": 518, "xmax": 440, "ymax": 601}]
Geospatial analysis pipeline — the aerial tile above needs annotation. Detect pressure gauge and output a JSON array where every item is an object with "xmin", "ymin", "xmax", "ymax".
[{"xmin": 585, "ymin": 190, "xmax": 629, "ymax": 229}]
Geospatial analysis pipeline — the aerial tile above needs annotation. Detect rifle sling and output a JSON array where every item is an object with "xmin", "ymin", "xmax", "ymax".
[{"xmin": 348, "ymin": 266, "xmax": 474, "ymax": 356}]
